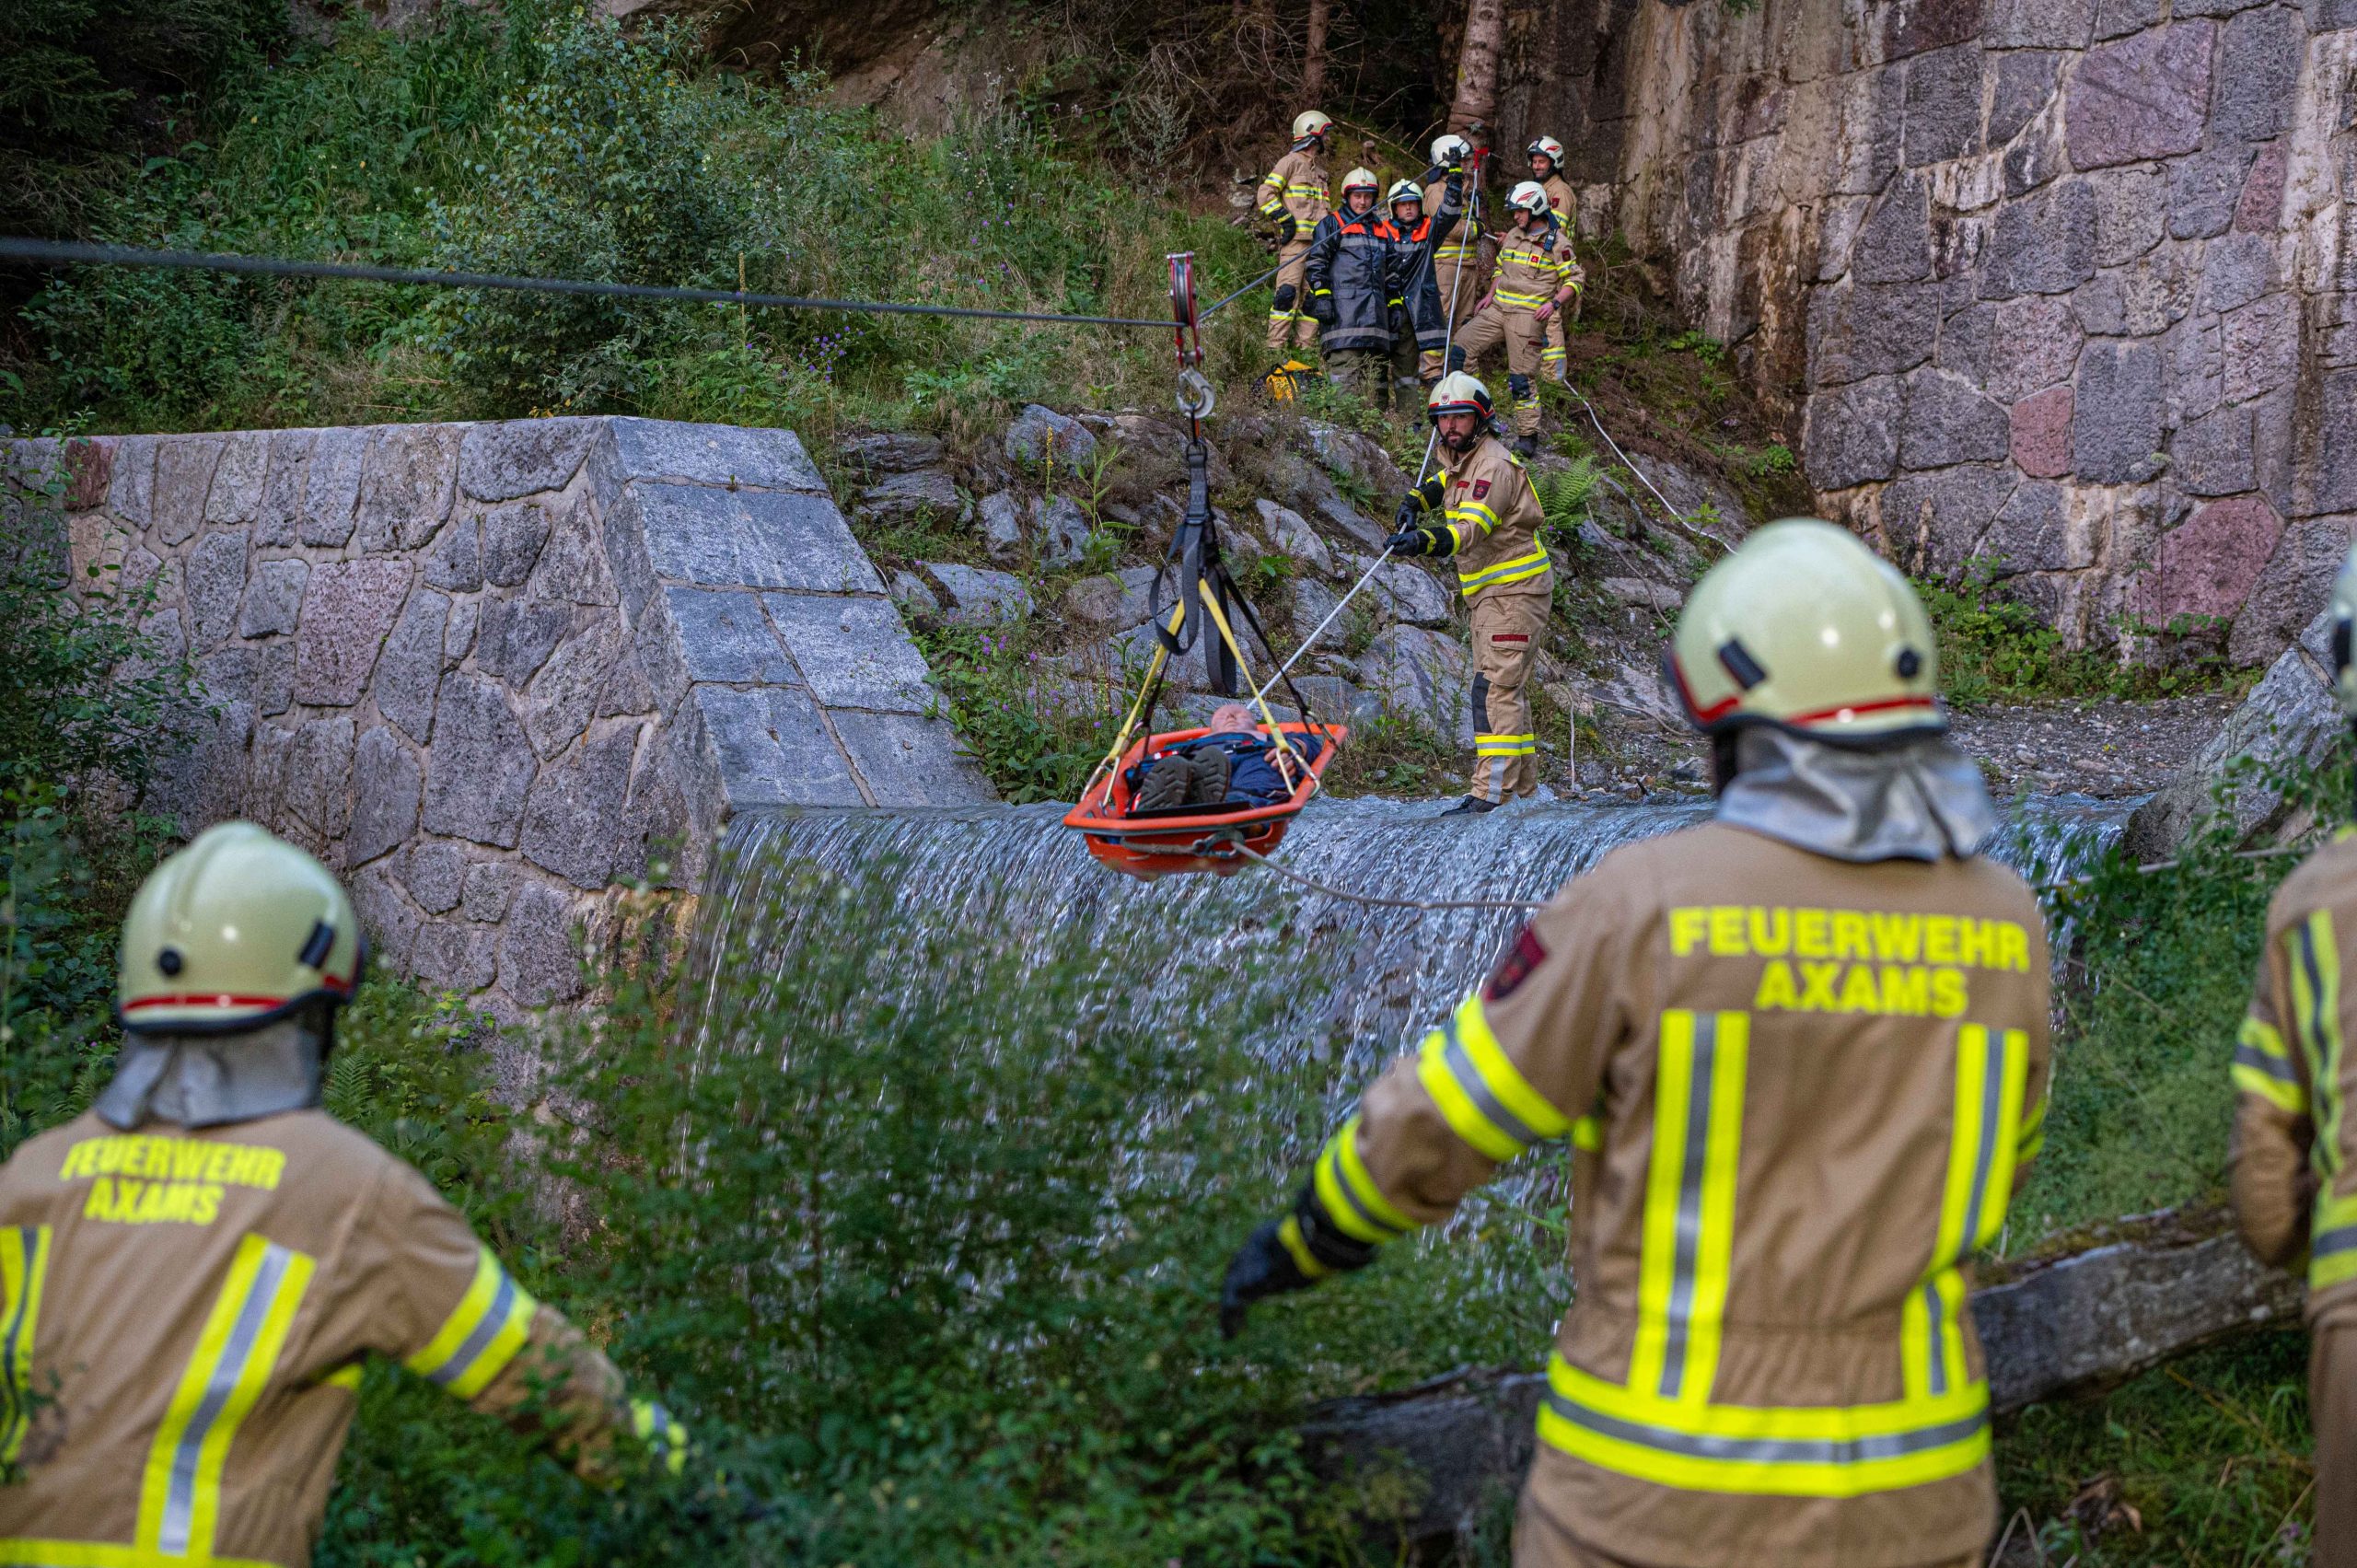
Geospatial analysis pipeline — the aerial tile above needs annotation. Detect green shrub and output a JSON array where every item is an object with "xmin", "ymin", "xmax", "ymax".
[
  {"xmin": 913, "ymin": 621, "xmax": 1111, "ymax": 803},
  {"xmin": 1920, "ymin": 557, "xmax": 2237, "ymax": 708}
]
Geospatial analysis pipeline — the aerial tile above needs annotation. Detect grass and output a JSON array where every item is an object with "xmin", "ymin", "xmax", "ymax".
[{"xmin": 1923, "ymin": 558, "xmax": 2248, "ymax": 711}]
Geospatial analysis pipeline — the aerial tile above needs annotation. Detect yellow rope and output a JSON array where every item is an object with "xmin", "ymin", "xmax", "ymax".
[
  {"xmin": 1194, "ymin": 579, "xmax": 1304, "ymax": 786},
  {"xmin": 1093, "ymin": 600, "xmax": 1187, "ymax": 796}
]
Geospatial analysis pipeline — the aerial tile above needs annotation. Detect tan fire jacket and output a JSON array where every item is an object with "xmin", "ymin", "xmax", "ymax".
[
  {"xmin": 1438, "ymin": 434, "xmax": 1552, "ymax": 602},
  {"xmin": 2231, "ymin": 831, "xmax": 2357, "ymax": 1326},
  {"xmin": 1256, "ymin": 148, "xmax": 1330, "ymax": 232},
  {"xmin": 0, "ymin": 1108, "xmax": 660, "ymax": 1568},
  {"xmin": 1490, "ymin": 218, "xmax": 1581, "ymax": 313},
  {"xmin": 1538, "ymin": 172, "xmax": 1576, "ymax": 225},
  {"xmin": 1425, "ymin": 177, "xmax": 1490, "ymax": 268},
  {"xmin": 1304, "ymin": 823, "xmax": 2051, "ymax": 1567}
]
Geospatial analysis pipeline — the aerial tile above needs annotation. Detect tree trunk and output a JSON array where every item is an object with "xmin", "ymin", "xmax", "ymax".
[
  {"xmin": 1447, "ymin": 0, "xmax": 1504, "ymax": 137},
  {"xmin": 1303, "ymin": 0, "xmax": 1329, "ymax": 106}
]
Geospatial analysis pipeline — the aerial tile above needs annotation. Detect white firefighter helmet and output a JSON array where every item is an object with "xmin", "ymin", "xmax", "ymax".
[
  {"xmin": 1431, "ymin": 133, "xmax": 1473, "ymax": 167},
  {"xmin": 1340, "ymin": 166, "xmax": 1380, "ymax": 201},
  {"xmin": 1666, "ymin": 518, "xmax": 1944, "ymax": 743},
  {"xmin": 2330, "ymin": 543, "xmax": 2357, "ymax": 715},
  {"xmin": 1426, "ymin": 371, "xmax": 1496, "ymax": 425},
  {"xmin": 1527, "ymin": 134, "xmax": 1567, "ymax": 166},
  {"xmin": 1386, "ymin": 178, "xmax": 1424, "ymax": 215},
  {"xmin": 1293, "ymin": 110, "xmax": 1334, "ymax": 141},
  {"xmin": 1506, "ymin": 180, "xmax": 1553, "ymax": 219}
]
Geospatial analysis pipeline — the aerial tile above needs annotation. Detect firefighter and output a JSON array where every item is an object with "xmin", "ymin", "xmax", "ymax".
[
  {"xmin": 1451, "ymin": 181, "xmax": 1583, "ymax": 456},
  {"xmin": 1304, "ymin": 168, "xmax": 1401, "ymax": 410},
  {"xmin": 1527, "ymin": 134, "xmax": 1577, "ymax": 384},
  {"xmin": 1384, "ymin": 372, "xmax": 1552, "ymax": 812},
  {"xmin": 1257, "ymin": 110, "xmax": 1334, "ymax": 359},
  {"xmin": 1422, "ymin": 133, "xmax": 1488, "ymax": 336},
  {"xmin": 2231, "ymin": 541, "xmax": 2357, "ymax": 1568},
  {"xmin": 1384, "ymin": 176, "xmax": 1467, "ymax": 399},
  {"xmin": 0, "ymin": 822, "xmax": 681, "ymax": 1568},
  {"xmin": 1221, "ymin": 517, "xmax": 2052, "ymax": 1568}
]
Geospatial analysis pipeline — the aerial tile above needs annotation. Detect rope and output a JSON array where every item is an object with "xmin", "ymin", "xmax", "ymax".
[
  {"xmin": 1267, "ymin": 541, "xmax": 1398, "ymax": 690},
  {"xmin": 1564, "ymin": 379, "xmax": 1690, "ymax": 530},
  {"xmin": 0, "ymin": 237, "xmax": 1178, "ymax": 331}
]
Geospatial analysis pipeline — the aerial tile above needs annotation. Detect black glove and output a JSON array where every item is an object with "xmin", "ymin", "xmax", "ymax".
[
  {"xmin": 1388, "ymin": 306, "xmax": 1408, "ymax": 338},
  {"xmin": 1385, "ymin": 527, "xmax": 1450, "ymax": 558},
  {"xmin": 1271, "ymin": 283, "xmax": 1296, "ymax": 314},
  {"xmin": 1219, "ymin": 1190, "xmax": 1376, "ymax": 1339},
  {"xmin": 1277, "ymin": 214, "xmax": 1298, "ymax": 245},
  {"xmin": 1307, "ymin": 288, "xmax": 1338, "ymax": 325},
  {"xmin": 1393, "ymin": 494, "xmax": 1427, "ymax": 532}
]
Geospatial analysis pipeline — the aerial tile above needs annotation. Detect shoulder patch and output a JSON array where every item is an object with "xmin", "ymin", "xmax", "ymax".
[
  {"xmin": 1472, "ymin": 477, "xmax": 1492, "ymax": 499},
  {"xmin": 1485, "ymin": 926, "xmax": 1550, "ymax": 1003}
]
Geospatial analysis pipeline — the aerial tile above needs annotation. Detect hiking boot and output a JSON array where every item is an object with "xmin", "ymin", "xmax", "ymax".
[{"xmin": 1442, "ymin": 796, "xmax": 1500, "ymax": 817}]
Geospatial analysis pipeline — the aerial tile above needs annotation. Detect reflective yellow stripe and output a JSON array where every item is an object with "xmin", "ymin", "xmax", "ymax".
[
  {"xmin": 1452, "ymin": 498, "xmax": 1502, "ymax": 534},
  {"xmin": 1632, "ymin": 1010, "xmax": 1748, "ymax": 1404},
  {"xmin": 1495, "ymin": 291, "xmax": 1552, "ymax": 308},
  {"xmin": 1416, "ymin": 994, "xmax": 1571, "ymax": 1163},
  {"xmin": 1542, "ymin": 1355, "xmax": 1988, "ymax": 1496},
  {"xmin": 1312, "ymin": 1116, "xmax": 1415, "ymax": 1243},
  {"xmin": 0, "ymin": 1225, "xmax": 50, "ymax": 1464},
  {"xmin": 2014, "ymin": 1094, "xmax": 2048, "ymax": 1164},
  {"xmin": 2316, "ymin": 1191, "xmax": 2357, "ymax": 1289},
  {"xmin": 138, "ymin": 1234, "xmax": 315, "ymax": 1557},
  {"xmin": 321, "ymin": 1363, "xmax": 364, "ymax": 1392},
  {"xmin": 0, "ymin": 1543, "xmax": 281, "ymax": 1568},
  {"xmin": 1459, "ymin": 549, "xmax": 1551, "ymax": 592},
  {"xmin": 402, "ymin": 1246, "xmax": 537, "ymax": 1400},
  {"xmin": 1275, "ymin": 1214, "xmax": 1332, "ymax": 1279},
  {"xmin": 1476, "ymin": 735, "xmax": 1538, "ymax": 757},
  {"xmin": 1572, "ymin": 1115, "xmax": 1602, "ymax": 1151},
  {"xmin": 2292, "ymin": 912, "xmax": 2345, "ymax": 1179},
  {"xmin": 2235, "ymin": 1014, "xmax": 2308, "ymax": 1114},
  {"xmin": 1906, "ymin": 1027, "xmax": 2023, "ymax": 1401}
]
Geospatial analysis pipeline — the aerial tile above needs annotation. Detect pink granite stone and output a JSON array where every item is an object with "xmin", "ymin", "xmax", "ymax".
[{"xmin": 2010, "ymin": 386, "xmax": 2073, "ymax": 479}]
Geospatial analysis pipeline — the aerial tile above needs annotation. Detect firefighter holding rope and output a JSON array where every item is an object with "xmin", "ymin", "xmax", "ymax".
[{"xmin": 1385, "ymin": 371, "xmax": 1553, "ymax": 814}]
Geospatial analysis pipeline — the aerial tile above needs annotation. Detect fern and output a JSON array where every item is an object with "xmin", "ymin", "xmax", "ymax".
[{"xmin": 1534, "ymin": 456, "xmax": 1601, "ymax": 533}]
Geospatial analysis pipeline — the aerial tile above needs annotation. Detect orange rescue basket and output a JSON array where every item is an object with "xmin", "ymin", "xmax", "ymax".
[{"xmin": 1063, "ymin": 723, "xmax": 1347, "ymax": 881}]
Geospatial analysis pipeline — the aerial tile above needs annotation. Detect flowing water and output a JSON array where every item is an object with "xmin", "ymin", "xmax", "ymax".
[{"xmin": 691, "ymin": 793, "xmax": 2137, "ymax": 1088}]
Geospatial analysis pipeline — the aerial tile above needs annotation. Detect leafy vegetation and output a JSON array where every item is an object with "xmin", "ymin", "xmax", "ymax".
[
  {"xmin": 912, "ymin": 620, "xmax": 1114, "ymax": 803},
  {"xmin": 1922, "ymin": 558, "xmax": 2243, "ymax": 709}
]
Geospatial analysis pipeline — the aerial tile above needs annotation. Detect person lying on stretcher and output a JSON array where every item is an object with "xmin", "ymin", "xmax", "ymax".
[{"xmin": 1132, "ymin": 702, "xmax": 1326, "ymax": 813}]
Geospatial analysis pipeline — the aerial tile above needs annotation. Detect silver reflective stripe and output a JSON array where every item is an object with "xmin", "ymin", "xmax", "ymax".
[
  {"xmin": 2316, "ymin": 1225, "xmax": 2357, "ymax": 1258},
  {"xmin": 2235, "ymin": 1043, "xmax": 2298, "ymax": 1082},
  {"xmin": 1321, "ymin": 1143, "xmax": 1405, "ymax": 1238},
  {"xmin": 1921, "ymin": 1276, "xmax": 1947, "ymax": 1396},
  {"xmin": 1545, "ymin": 1388, "xmax": 1987, "ymax": 1466},
  {"xmin": 1659, "ymin": 1014, "xmax": 1718, "ymax": 1400},
  {"xmin": 427, "ymin": 1270, "xmax": 518, "ymax": 1388},
  {"xmin": 1954, "ymin": 1033, "xmax": 2010, "ymax": 1260},
  {"xmin": 160, "ymin": 1242, "xmax": 294, "ymax": 1554},
  {"xmin": 1440, "ymin": 1016, "xmax": 1539, "ymax": 1150}
]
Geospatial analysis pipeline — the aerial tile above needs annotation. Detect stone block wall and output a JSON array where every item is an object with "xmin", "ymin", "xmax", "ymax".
[
  {"xmin": 1496, "ymin": 0, "xmax": 2347, "ymax": 663},
  {"xmin": 6, "ymin": 417, "xmax": 993, "ymax": 1017}
]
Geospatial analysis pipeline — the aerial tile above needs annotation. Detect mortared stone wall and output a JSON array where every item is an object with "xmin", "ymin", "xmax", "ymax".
[
  {"xmin": 1495, "ymin": 0, "xmax": 2344, "ymax": 664},
  {"xmin": 5, "ymin": 418, "xmax": 993, "ymax": 1019}
]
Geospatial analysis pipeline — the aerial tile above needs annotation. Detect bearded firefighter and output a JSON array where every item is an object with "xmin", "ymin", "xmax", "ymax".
[
  {"xmin": 1527, "ymin": 134, "xmax": 1578, "ymax": 384},
  {"xmin": 1385, "ymin": 371, "xmax": 1552, "ymax": 813},
  {"xmin": 1453, "ymin": 180, "xmax": 1584, "ymax": 456},
  {"xmin": 1221, "ymin": 518, "xmax": 2052, "ymax": 1568},
  {"xmin": 2231, "ymin": 541, "xmax": 2357, "ymax": 1568},
  {"xmin": 1257, "ymin": 110, "xmax": 1335, "ymax": 359},
  {"xmin": 0, "ymin": 823, "xmax": 680, "ymax": 1568}
]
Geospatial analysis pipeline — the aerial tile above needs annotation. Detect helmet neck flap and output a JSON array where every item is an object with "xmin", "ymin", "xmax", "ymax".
[
  {"xmin": 96, "ymin": 1007, "xmax": 332, "ymax": 1131},
  {"xmin": 1713, "ymin": 726, "xmax": 1997, "ymax": 865}
]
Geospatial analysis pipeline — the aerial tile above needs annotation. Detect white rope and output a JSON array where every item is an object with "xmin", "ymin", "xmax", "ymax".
[
  {"xmin": 1267, "ymin": 541, "xmax": 1399, "ymax": 690},
  {"xmin": 1565, "ymin": 381, "xmax": 1688, "ymax": 528}
]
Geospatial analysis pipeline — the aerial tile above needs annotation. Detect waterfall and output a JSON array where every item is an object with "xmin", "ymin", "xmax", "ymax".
[{"xmin": 690, "ymin": 793, "xmax": 2137, "ymax": 1088}]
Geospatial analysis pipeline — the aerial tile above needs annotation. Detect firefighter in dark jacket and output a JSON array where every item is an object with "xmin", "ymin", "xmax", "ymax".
[
  {"xmin": 1304, "ymin": 168, "xmax": 1401, "ymax": 410},
  {"xmin": 1385, "ymin": 174, "xmax": 1467, "ymax": 399}
]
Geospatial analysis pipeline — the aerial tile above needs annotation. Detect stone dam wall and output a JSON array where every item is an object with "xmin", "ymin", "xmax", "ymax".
[
  {"xmin": 1499, "ymin": 0, "xmax": 2349, "ymax": 665},
  {"xmin": 6, "ymin": 417, "xmax": 992, "ymax": 1019}
]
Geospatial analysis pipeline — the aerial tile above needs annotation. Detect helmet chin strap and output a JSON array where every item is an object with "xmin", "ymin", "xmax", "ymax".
[{"xmin": 95, "ymin": 1005, "xmax": 336, "ymax": 1131}]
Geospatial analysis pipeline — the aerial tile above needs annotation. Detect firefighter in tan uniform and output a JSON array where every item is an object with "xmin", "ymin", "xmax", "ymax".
[
  {"xmin": 1527, "ymin": 135, "xmax": 1577, "ymax": 384},
  {"xmin": 1422, "ymin": 134, "xmax": 1488, "ymax": 336},
  {"xmin": 1454, "ymin": 181, "xmax": 1584, "ymax": 456},
  {"xmin": 2231, "ymin": 543, "xmax": 2357, "ymax": 1568},
  {"xmin": 0, "ymin": 823, "xmax": 680, "ymax": 1568},
  {"xmin": 1387, "ymin": 372, "xmax": 1554, "ymax": 814},
  {"xmin": 1257, "ymin": 110, "xmax": 1334, "ymax": 357},
  {"xmin": 1223, "ymin": 519, "xmax": 2053, "ymax": 1568}
]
